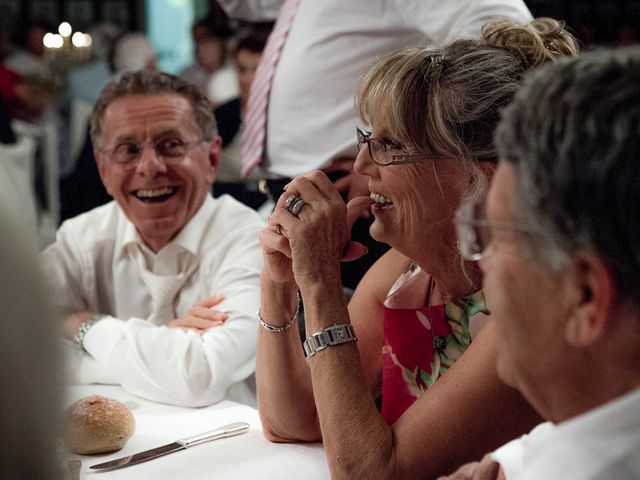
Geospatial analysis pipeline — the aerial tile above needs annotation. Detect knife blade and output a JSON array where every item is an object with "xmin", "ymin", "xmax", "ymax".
[{"xmin": 90, "ymin": 421, "xmax": 249, "ymax": 472}]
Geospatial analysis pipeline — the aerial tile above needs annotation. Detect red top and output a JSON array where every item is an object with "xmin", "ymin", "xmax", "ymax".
[{"xmin": 381, "ymin": 263, "xmax": 486, "ymax": 424}]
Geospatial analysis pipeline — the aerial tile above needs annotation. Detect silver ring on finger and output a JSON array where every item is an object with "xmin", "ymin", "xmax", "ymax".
[
  {"xmin": 285, "ymin": 195, "xmax": 300, "ymax": 210},
  {"xmin": 289, "ymin": 197, "xmax": 306, "ymax": 217}
]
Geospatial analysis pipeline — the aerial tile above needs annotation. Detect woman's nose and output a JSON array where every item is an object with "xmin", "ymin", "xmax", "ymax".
[{"xmin": 354, "ymin": 144, "xmax": 378, "ymax": 177}]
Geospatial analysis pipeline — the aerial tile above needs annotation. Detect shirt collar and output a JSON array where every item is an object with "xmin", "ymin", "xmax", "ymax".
[{"xmin": 523, "ymin": 386, "xmax": 640, "ymax": 464}]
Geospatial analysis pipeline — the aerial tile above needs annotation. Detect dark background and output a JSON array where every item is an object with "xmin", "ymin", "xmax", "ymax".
[{"xmin": 1, "ymin": 0, "xmax": 639, "ymax": 47}]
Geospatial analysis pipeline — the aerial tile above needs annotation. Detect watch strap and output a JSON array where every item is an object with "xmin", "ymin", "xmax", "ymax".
[{"xmin": 303, "ymin": 324, "xmax": 357, "ymax": 358}]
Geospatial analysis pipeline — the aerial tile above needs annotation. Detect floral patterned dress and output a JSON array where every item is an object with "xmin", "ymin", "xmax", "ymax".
[{"xmin": 381, "ymin": 262, "xmax": 487, "ymax": 425}]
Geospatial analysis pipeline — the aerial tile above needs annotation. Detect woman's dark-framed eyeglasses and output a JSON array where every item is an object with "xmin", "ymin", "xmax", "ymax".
[
  {"xmin": 356, "ymin": 127, "xmax": 426, "ymax": 166},
  {"xmin": 454, "ymin": 195, "xmax": 537, "ymax": 261}
]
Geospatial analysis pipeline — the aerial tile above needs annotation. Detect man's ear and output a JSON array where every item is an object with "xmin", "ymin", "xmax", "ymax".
[
  {"xmin": 478, "ymin": 160, "xmax": 498, "ymax": 185},
  {"xmin": 206, "ymin": 135, "xmax": 222, "ymax": 183},
  {"xmin": 94, "ymin": 151, "xmax": 113, "ymax": 196},
  {"xmin": 564, "ymin": 253, "xmax": 616, "ymax": 347}
]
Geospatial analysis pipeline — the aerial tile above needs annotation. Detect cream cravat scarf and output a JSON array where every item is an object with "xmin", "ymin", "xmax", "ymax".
[{"xmin": 129, "ymin": 244, "xmax": 197, "ymax": 325}]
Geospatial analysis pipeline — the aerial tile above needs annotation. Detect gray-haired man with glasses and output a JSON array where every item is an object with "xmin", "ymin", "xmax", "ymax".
[
  {"xmin": 41, "ymin": 70, "xmax": 265, "ymax": 407},
  {"xmin": 444, "ymin": 47, "xmax": 640, "ymax": 479}
]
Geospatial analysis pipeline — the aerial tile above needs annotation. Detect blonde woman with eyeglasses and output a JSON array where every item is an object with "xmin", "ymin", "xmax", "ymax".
[{"xmin": 257, "ymin": 18, "xmax": 578, "ymax": 480}]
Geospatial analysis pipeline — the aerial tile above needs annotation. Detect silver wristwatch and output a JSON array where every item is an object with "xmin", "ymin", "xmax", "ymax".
[
  {"xmin": 73, "ymin": 315, "xmax": 103, "ymax": 350},
  {"xmin": 303, "ymin": 324, "xmax": 357, "ymax": 358}
]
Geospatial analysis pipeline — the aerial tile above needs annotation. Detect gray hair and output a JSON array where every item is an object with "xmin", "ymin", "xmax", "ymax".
[
  {"xmin": 496, "ymin": 47, "xmax": 640, "ymax": 304},
  {"xmin": 90, "ymin": 70, "xmax": 217, "ymax": 149}
]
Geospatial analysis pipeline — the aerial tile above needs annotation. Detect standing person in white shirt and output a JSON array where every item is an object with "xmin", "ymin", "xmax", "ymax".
[
  {"xmin": 217, "ymin": 0, "xmax": 533, "ymax": 290},
  {"xmin": 41, "ymin": 70, "xmax": 264, "ymax": 408},
  {"xmin": 444, "ymin": 47, "xmax": 640, "ymax": 480}
]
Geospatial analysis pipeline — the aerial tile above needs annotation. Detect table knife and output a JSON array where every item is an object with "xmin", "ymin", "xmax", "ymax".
[{"xmin": 90, "ymin": 421, "xmax": 249, "ymax": 472}]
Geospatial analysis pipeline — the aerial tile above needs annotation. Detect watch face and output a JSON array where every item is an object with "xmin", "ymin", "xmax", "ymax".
[
  {"xmin": 332, "ymin": 327, "xmax": 351, "ymax": 343},
  {"xmin": 304, "ymin": 325, "xmax": 356, "ymax": 358}
]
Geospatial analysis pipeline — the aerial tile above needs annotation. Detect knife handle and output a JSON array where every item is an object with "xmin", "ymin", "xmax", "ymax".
[{"xmin": 177, "ymin": 422, "xmax": 250, "ymax": 448}]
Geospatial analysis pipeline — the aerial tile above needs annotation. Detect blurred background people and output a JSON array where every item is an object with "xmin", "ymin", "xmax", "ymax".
[
  {"xmin": 180, "ymin": 18, "xmax": 238, "ymax": 106},
  {"xmin": 213, "ymin": 26, "xmax": 270, "ymax": 209},
  {"xmin": 110, "ymin": 32, "xmax": 158, "ymax": 77},
  {"xmin": 181, "ymin": 20, "xmax": 224, "ymax": 89},
  {"xmin": 3, "ymin": 21, "xmax": 50, "ymax": 77},
  {"xmin": 58, "ymin": 23, "xmax": 120, "ymax": 177},
  {"xmin": 205, "ymin": 32, "xmax": 239, "ymax": 107}
]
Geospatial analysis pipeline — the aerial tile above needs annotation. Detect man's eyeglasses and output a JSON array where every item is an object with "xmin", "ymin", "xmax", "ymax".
[
  {"xmin": 101, "ymin": 138, "xmax": 207, "ymax": 169},
  {"xmin": 454, "ymin": 195, "xmax": 536, "ymax": 261},
  {"xmin": 356, "ymin": 127, "xmax": 427, "ymax": 166}
]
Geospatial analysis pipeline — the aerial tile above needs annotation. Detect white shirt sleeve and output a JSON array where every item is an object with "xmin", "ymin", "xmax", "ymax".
[
  {"xmin": 81, "ymin": 291, "xmax": 259, "ymax": 407},
  {"xmin": 41, "ymin": 199, "xmax": 263, "ymax": 408},
  {"xmin": 216, "ymin": 0, "xmax": 283, "ymax": 21},
  {"xmin": 395, "ymin": 0, "xmax": 532, "ymax": 44},
  {"xmin": 83, "ymin": 223, "xmax": 261, "ymax": 407}
]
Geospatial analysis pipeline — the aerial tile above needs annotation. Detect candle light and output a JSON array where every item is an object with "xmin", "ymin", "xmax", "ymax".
[
  {"xmin": 58, "ymin": 22, "xmax": 72, "ymax": 38},
  {"xmin": 43, "ymin": 22, "xmax": 93, "ymax": 69}
]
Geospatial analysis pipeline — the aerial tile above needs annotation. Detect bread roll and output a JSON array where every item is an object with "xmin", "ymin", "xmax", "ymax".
[{"xmin": 64, "ymin": 395, "xmax": 135, "ymax": 455}]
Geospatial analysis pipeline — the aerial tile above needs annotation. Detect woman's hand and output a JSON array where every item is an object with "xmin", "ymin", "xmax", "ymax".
[
  {"xmin": 269, "ymin": 171, "xmax": 371, "ymax": 288},
  {"xmin": 260, "ymin": 217, "xmax": 295, "ymax": 284}
]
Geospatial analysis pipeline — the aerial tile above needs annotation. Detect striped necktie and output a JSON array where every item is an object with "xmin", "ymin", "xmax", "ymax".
[{"xmin": 240, "ymin": 0, "xmax": 301, "ymax": 179}]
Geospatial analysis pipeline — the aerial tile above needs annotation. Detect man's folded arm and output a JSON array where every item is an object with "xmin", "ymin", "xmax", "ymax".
[{"xmin": 80, "ymin": 285, "xmax": 259, "ymax": 407}]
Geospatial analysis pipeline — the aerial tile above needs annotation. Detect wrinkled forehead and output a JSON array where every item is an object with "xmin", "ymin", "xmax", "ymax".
[{"xmin": 101, "ymin": 94, "xmax": 199, "ymax": 141}]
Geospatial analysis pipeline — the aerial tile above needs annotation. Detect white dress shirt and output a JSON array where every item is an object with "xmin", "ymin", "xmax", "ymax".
[
  {"xmin": 217, "ymin": 0, "xmax": 532, "ymax": 178},
  {"xmin": 41, "ymin": 194, "xmax": 265, "ymax": 407},
  {"xmin": 492, "ymin": 387, "xmax": 640, "ymax": 480}
]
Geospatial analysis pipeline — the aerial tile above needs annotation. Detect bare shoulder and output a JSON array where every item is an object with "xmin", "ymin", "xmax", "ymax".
[{"xmin": 348, "ymin": 249, "xmax": 414, "ymax": 393}]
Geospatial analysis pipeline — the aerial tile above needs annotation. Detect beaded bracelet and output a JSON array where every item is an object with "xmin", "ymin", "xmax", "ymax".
[{"xmin": 258, "ymin": 290, "xmax": 301, "ymax": 333}]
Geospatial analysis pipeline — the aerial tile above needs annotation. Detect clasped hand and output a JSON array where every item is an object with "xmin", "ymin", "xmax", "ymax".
[{"xmin": 259, "ymin": 171, "xmax": 372, "ymax": 287}]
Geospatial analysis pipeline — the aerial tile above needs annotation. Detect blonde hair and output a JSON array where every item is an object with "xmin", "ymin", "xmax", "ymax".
[
  {"xmin": 356, "ymin": 17, "xmax": 579, "ymax": 168},
  {"xmin": 356, "ymin": 18, "xmax": 578, "ymax": 283}
]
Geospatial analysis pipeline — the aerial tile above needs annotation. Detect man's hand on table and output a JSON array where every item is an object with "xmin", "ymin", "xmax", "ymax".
[{"xmin": 168, "ymin": 295, "xmax": 228, "ymax": 334}]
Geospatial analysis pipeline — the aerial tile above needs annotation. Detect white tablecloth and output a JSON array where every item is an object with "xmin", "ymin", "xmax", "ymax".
[{"xmin": 64, "ymin": 385, "xmax": 329, "ymax": 479}]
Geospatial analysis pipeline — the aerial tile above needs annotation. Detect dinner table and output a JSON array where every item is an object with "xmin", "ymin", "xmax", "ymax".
[{"xmin": 63, "ymin": 385, "xmax": 330, "ymax": 479}]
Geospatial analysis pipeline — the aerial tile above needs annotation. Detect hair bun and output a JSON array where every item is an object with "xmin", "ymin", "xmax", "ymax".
[{"xmin": 482, "ymin": 17, "xmax": 579, "ymax": 69}]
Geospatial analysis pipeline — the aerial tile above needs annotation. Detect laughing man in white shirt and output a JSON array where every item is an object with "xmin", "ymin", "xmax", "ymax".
[
  {"xmin": 41, "ymin": 70, "xmax": 264, "ymax": 408},
  {"xmin": 443, "ymin": 48, "xmax": 640, "ymax": 479}
]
